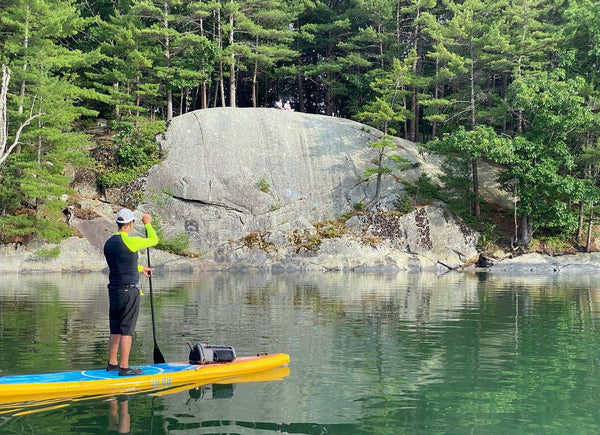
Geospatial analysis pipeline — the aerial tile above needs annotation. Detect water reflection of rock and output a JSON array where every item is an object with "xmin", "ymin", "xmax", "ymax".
[{"xmin": 176, "ymin": 272, "xmax": 482, "ymax": 322}]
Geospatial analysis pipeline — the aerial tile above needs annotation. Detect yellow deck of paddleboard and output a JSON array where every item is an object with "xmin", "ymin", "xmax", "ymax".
[{"xmin": 0, "ymin": 353, "xmax": 290, "ymax": 403}]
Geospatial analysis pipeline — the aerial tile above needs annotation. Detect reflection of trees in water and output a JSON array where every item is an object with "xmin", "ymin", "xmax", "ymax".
[{"xmin": 351, "ymin": 279, "xmax": 600, "ymax": 433}]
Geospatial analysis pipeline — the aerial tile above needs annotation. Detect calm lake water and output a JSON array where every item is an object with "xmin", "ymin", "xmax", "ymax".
[{"xmin": 0, "ymin": 271, "xmax": 599, "ymax": 434}]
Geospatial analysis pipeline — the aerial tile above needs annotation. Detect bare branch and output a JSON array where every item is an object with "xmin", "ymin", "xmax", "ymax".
[
  {"xmin": 0, "ymin": 112, "xmax": 44, "ymax": 167},
  {"xmin": 0, "ymin": 64, "xmax": 10, "ymax": 157},
  {"xmin": 0, "ymin": 64, "xmax": 44, "ymax": 168}
]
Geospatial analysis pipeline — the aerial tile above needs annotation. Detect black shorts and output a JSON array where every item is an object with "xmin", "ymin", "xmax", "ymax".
[{"xmin": 109, "ymin": 286, "xmax": 141, "ymax": 335}]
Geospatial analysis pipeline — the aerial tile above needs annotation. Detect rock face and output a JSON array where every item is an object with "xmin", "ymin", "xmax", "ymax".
[
  {"xmin": 211, "ymin": 205, "xmax": 479, "ymax": 272},
  {"xmin": 143, "ymin": 108, "xmax": 479, "ymax": 271},
  {"xmin": 148, "ymin": 108, "xmax": 413, "ymax": 249},
  {"xmin": 487, "ymin": 252, "xmax": 600, "ymax": 274}
]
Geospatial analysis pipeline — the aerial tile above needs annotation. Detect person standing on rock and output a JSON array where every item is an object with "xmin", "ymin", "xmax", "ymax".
[{"xmin": 103, "ymin": 208, "xmax": 158, "ymax": 376}]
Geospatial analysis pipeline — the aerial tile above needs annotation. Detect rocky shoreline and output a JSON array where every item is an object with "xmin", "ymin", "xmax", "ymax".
[
  {"xmin": 5, "ymin": 109, "xmax": 598, "ymax": 277},
  {"xmin": 3, "ymin": 230, "xmax": 600, "ymax": 275}
]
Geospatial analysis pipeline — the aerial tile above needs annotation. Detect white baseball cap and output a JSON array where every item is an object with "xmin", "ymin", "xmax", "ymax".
[{"xmin": 115, "ymin": 208, "xmax": 136, "ymax": 224}]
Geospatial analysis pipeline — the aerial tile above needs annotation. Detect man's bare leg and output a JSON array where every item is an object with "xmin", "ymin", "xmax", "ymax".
[
  {"xmin": 119, "ymin": 334, "xmax": 133, "ymax": 368},
  {"xmin": 109, "ymin": 333, "xmax": 121, "ymax": 366}
]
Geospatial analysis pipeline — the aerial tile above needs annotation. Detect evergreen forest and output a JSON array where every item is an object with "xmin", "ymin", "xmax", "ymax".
[{"xmin": 1, "ymin": 0, "xmax": 600, "ymax": 252}]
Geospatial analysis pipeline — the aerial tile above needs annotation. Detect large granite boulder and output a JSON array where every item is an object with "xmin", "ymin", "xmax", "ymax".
[{"xmin": 142, "ymin": 107, "xmax": 478, "ymax": 271}]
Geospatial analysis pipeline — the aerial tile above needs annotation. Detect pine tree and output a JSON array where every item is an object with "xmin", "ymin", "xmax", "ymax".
[
  {"xmin": 423, "ymin": 0, "xmax": 503, "ymax": 218},
  {"xmin": 357, "ymin": 58, "xmax": 412, "ymax": 199},
  {"xmin": 296, "ymin": 1, "xmax": 352, "ymax": 115},
  {"xmin": 130, "ymin": 0, "xmax": 191, "ymax": 120},
  {"xmin": 236, "ymin": 0, "xmax": 299, "ymax": 108},
  {"xmin": 0, "ymin": 0, "xmax": 95, "ymax": 241}
]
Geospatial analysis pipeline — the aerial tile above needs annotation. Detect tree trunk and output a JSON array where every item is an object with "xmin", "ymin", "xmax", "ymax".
[
  {"xmin": 520, "ymin": 215, "xmax": 531, "ymax": 247},
  {"xmin": 375, "ymin": 151, "xmax": 384, "ymax": 199},
  {"xmin": 403, "ymin": 94, "xmax": 408, "ymax": 137},
  {"xmin": 469, "ymin": 37, "xmax": 481, "ymax": 219},
  {"xmin": 513, "ymin": 191, "xmax": 518, "ymax": 244},
  {"xmin": 432, "ymin": 58, "xmax": 439, "ymax": 138},
  {"xmin": 469, "ymin": 39, "xmax": 476, "ymax": 130},
  {"xmin": 472, "ymin": 157, "xmax": 480, "ymax": 219},
  {"xmin": 164, "ymin": 1, "xmax": 173, "ymax": 122},
  {"xmin": 297, "ymin": 70, "xmax": 305, "ymax": 112},
  {"xmin": 114, "ymin": 83, "xmax": 120, "ymax": 119},
  {"xmin": 410, "ymin": 88, "xmax": 418, "ymax": 142},
  {"xmin": 229, "ymin": 62, "xmax": 236, "ymax": 108},
  {"xmin": 586, "ymin": 202, "xmax": 594, "ymax": 253},
  {"xmin": 577, "ymin": 201, "xmax": 585, "ymax": 243},
  {"xmin": 199, "ymin": 15, "xmax": 207, "ymax": 109},
  {"xmin": 325, "ymin": 81, "xmax": 333, "ymax": 116},
  {"xmin": 215, "ymin": 7, "xmax": 225, "ymax": 107},
  {"xmin": 252, "ymin": 58, "xmax": 258, "ymax": 108},
  {"xmin": 0, "ymin": 65, "xmax": 9, "ymax": 154},
  {"xmin": 166, "ymin": 89, "xmax": 173, "ymax": 122},
  {"xmin": 228, "ymin": 7, "xmax": 236, "ymax": 108},
  {"xmin": 18, "ymin": 5, "xmax": 30, "ymax": 115},
  {"xmin": 409, "ymin": 5, "xmax": 420, "ymax": 142}
]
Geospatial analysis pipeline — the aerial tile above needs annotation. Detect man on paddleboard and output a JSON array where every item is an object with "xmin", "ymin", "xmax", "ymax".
[{"xmin": 103, "ymin": 208, "xmax": 158, "ymax": 376}]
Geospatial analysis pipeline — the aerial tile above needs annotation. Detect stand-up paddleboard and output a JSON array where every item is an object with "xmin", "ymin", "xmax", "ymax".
[{"xmin": 0, "ymin": 353, "xmax": 290, "ymax": 405}]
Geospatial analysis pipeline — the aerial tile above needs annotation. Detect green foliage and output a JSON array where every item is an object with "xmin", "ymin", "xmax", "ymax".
[
  {"xmin": 146, "ymin": 188, "xmax": 175, "ymax": 208},
  {"xmin": 0, "ymin": 207, "xmax": 73, "ymax": 245},
  {"xmin": 356, "ymin": 58, "xmax": 413, "ymax": 134},
  {"xmin": 427, "ymin": 126, "xmax": 513, "ymax": 163},
  {"xmin": 257, "ymin": 178, "xmax": 270, "ymax": 193},
  {"xmin": 504, "ymin": 71, "xmax": 600, "ymax": 235},
  {"xmin": 404, "ymin": 173, "xmax": 440, "ymax": 205},
  {"xmin": 35, "ymin": 246, "xmax": 61, "ymax": 259},
  {"xmin": 96, "ymin": 121, "xmax": 163, "ymax": 189},
  {"xmin": 151, "ymin": 214, "xmax": 190, "ymax": 255},
  {"xmin": 0, "ymin": 214, "xmax": 36, "ymax": 241},
  {"xmin": 158, "ymin": 231, "xmax": 191, "ymax": 255},
  {"xmin": 0, "ymin": 0, "xmax": 92, "ymax": 245},
  {"xmin": 313, "ymin": 220, "xmax": 346, "ymax": 239},
  {"xmin": 112, "ymin": 120, "xmax": 161, "ymax": 169},
  {"xmin": 97, "ymin": 168, "xmax": 146, "ymax": 188},
  {"xmin": 529, "ymin": 236, "xmax": 577, "ymax": 255},
  {"xmin": 394, "ymin": 195, "xmax": 413, "ymax": 215}
]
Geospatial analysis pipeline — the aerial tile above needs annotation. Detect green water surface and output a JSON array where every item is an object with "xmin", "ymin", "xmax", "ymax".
[{"xmin": 0, "ymin": 271, "xmax": 599, "ymax": 434}]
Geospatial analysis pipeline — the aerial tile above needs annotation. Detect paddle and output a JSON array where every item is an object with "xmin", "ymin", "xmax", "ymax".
[{"xmin": 146, "ymin": 242, "xmax": 166, "ymax": 364}]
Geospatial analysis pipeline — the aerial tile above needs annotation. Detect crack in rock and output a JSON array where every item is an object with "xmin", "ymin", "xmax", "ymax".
[{"xmin": 172, "ymin": 195, "xmax": 248, "ymax": 215}]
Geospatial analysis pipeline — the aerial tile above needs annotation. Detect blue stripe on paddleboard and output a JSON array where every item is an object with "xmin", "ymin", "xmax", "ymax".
[{"xmin": 0, "ymin": 363, "xmax": 193, "ymax": 384}]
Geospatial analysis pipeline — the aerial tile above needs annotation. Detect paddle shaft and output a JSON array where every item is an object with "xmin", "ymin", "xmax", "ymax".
[{"xmin": 146, "ymin": 236, "xmax": 166, "ymax": 364}]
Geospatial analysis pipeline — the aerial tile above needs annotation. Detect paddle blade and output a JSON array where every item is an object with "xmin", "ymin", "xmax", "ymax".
[{"xmin": 154, "ymin": 345, "xmax": 166, "ymax": 364}]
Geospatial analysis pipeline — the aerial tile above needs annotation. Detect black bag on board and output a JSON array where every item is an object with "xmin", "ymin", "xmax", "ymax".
[{"xmin": 188, "ymin": 341, "xmax": 236, "ymax": 365}]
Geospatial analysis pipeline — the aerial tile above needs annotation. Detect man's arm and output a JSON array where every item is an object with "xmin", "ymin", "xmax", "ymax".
[{"xmin": 122, "ymin": 224, "xmax": 158, "ymax": 252}]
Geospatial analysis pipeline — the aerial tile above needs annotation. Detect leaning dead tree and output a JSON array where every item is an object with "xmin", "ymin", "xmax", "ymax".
[{"xmin": 0, "ymin": 64, "xmax": 43, "ymax": 168}]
